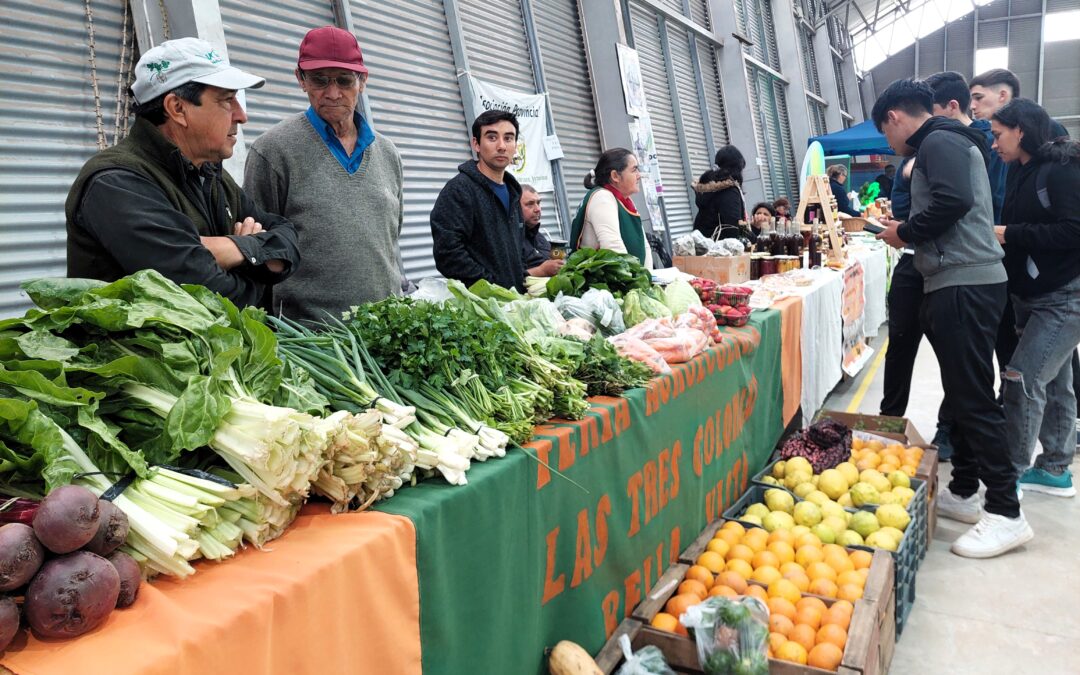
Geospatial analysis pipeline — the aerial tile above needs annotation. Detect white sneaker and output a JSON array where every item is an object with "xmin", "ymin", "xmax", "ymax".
[
  {"xmin": 951, "ymin": 512, "xmax": 1034, "ymax": 558},
  {"xmin": 937, "ymin": 488, "xmax": 982, "ymax": 524}
]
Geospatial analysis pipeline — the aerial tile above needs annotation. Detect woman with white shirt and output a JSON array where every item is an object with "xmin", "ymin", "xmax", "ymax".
[{"xmin": 568, "ymin": 148, "xmax": 654, "ymax": 268}]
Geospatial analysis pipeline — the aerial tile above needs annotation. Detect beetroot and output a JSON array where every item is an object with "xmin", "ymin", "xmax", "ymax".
[
  {"xmin": 82, "ymin": 501, "xmax": 129, "ymax": 557},
  {"xmin": 32, "ymin": 485, "xmax": 100, "ymax": 554},
  {"xmin": 0, "ymin": 523, "xmax": 45, "ymax": 592},
  {"xmin": 25, "ymin": 551, "xmax": 120, "ymax": 639},
  {"xmin": 0, "ymin": 596, "xmax": 19, "ymax": 652},
  {"xmin": 106, "ymin": 551, "xmax": 141, "ymax": 608}
]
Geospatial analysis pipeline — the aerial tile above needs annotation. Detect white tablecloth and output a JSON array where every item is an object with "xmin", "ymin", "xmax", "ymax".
[
  {"xmin": 791, "ymin": 269, "xmax": 845, "ymax": 424},
  {"xmin": 848, "ymin": 245, "xmax": 889, "ymax": 338}
]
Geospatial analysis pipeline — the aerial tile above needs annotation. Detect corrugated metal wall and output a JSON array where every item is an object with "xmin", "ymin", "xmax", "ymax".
[
  {"xmin": 629, "ymin": 4, "xmax": 692, "ymax": 237},
  {"xmin": 0, "ymin": 0, "xmax": 133, "ymax": 317},
  {"xmin": 351, "ymin": 0, "xmax": 472, "ymax": 280},
  {"xmin": 218, "ymin": 0, "xmax": 333, "ymax": 142},
  {"xmin": 533, "ymin": 0, "xmax": 603, "ymax": 217},
  {"xmin": 668, "ymin": 24, "xmax": 710, "ymax": 182},
  {"xmin": 458, "ymin": 0, "xmax": 562, "ymax": 237},
  {"xmin": 696, "ymin": 41, "xmax": 729, "ymax": 148}
]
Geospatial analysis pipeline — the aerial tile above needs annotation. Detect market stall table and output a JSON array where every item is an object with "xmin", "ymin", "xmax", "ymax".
[{"xmin": 0, "ymin": 312, "xmax": 787, "ymax": 675}]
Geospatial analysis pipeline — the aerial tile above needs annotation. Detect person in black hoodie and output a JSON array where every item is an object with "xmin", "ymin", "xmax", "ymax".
[
  {"xmin": 872, "ymin": 78, "xmax": 1030, "ymax": 559},
  {"xmin": 692, "ymin": 145, "xmax": 747, "ymax": 239},
  {"xmin": 990, "ymin": 98, "xmax": 1080, "ymax": 498},
  {"xmin": 430, "ymin": 110, "xmax": 526, "ymax": 292}
]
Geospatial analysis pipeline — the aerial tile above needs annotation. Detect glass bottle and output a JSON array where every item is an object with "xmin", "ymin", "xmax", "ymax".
[
  {"xmin": 755, "ymin": 218, "xmax": 773, "ymax": 254},
  {"xmin": 785, "ymin": 219, "xmax": 802, "ymax": 257},
  {"xmin": 769, "ymin": 218, "xmax": 786, "ymax": 256},
  {"xmin": 808, "ymin": 219, "xmax": 822, "ymax": 268},
  {"xmin": 736, "ymin": 220, "xmax": 753, "ymax": 252}
]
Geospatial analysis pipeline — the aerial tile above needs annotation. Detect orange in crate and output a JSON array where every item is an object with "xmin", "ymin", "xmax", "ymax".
[
  {"xmin": 696, "ymin": 551, "xmax": 725, "ymax": 574},
  {"xmin": 677, "ymin": 579, "xmax": 708, "ymax": 600},
  {"xmin": 716, "ymin": 570, "xmax": 748, "ymax": 594},
  {"xmin": 808, "ymin": 578, "xmax": 839, "ymax": 599},
  {"xmin": 708, "ymin": 584, "xmax": 738, "ymax": 598},
  {"xmin": 684, "ymin": 565, "xmax": 714, "ymax": 589},
  {"xmin": 788, "ymin": 623, "xmax": 817, "ymax": 652},
  {"xmin": 776, "ymin": 639, "xmax": 809, "ymax": 664},
  {"xmin": 767, "ymin": 597, "xmax": 797, "ymax": 621},
  {"xmin": 817, "ymin": 623, "xmax": 848, "ymax": 649},
  {"xmin": 808, "ymin": 642, "xmax": 844, "ymax": 671},
  {"xmin": 822, "ymin": 605, "xmax": 851, "ymax": 630},
  {"xmin": 795, "ymin": 606, "xmax": 823, "ymax": 631},
  {"xmin": 650, "ymin": 612, "xmax": 679, "ymax": 633},
  {"xmin": 745, "ymin": 585, "xmax": 769, "ymax": 603},
  {"xmin": 665, "ymin": 592, "xmax": 701, "ymax": 618},
  {"xmin": 769, "ymin": 613, "xmax": 794, "ymax": 637}
]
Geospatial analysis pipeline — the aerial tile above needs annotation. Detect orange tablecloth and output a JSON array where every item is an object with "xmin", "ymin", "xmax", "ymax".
[
  {"xmin": 773, "ymin": 296, "xmax": 804, "ymax": 425},
  {"xmin": 2, "ymin": 506, "xmax": 421, "ymax": 675}
]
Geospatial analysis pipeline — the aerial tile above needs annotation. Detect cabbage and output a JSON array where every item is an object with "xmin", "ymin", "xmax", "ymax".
[
  {"xmin": 663, "ymin": 279, "xmax": 703, "ymax": 315},
  {"xmin": 622, "ymin": 290, "xmax": 672, "ymax": 328}
]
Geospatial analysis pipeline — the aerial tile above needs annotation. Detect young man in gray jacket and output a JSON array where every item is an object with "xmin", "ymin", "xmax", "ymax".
[{"xmin": 873, "ymin": 79, "xmax": 1031, "ymax": 559}]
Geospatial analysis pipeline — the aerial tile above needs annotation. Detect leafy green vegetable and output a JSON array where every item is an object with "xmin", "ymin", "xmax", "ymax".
[
  {"xmin": 545, "ymin": 248, "xmax": 652, "ymax": 299},
  {"xmin": 662, "ymin": 279, "xmax": 702, "ymax": 315}
]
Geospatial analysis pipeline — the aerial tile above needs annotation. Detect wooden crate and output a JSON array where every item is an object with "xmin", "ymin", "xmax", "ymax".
[
  {"xmin": 629, "ymin": 549, "xmax": 896, "ymax": 674},
  {"xmin": 595, "ymin": 618, "xmax": 643, "ymax": 674},
  {"xmin": 673, "ymin": 255, "xmax": 751, "ymax": 284}
]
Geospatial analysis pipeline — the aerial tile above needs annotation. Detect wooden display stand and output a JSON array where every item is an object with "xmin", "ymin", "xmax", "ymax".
[{"xmin": 795, "ymin": 174, "xmax": 845, "ymax": 266}]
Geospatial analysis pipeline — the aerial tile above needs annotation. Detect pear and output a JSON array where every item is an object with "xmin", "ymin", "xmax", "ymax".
[{"xmin": 850, "ymin": 511, "xmax": 881, "ymax": 538}]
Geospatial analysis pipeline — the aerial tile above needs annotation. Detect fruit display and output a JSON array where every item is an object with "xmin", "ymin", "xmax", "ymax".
[
  {"xmin": 737, "ymin": 479, "xmax": 913, "ymax": 552},
  {"xmin": 760, "ymin": 454, "xmax": 922, "ymax": 510},
  {"xmin": 649, "ymin": 520, "xmax": 869, "ymax": 672},
  {"xmin": 849, "ymin": 437, "xmax": 925, "ymax": 477},
  {"xmin": 688, "ymin": 277, "xmax": 719, "ymax": 304},
  {"xmin": 706, "ymin": 285, "xmax": 753, "ymax": 328},
  {"xmin": 778, "ymin": 419, "xmax": 852, "ymax": 473}
]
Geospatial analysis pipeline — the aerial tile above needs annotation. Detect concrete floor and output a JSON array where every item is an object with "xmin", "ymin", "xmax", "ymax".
[{"xmin": 823, "ymin": 329, "xmax": 1080, "ymax": 675}]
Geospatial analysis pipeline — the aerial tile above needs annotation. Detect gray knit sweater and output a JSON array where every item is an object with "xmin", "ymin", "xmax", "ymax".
[{"xmin": 244, "ymin": 112, "xmax": 403, "ymax": 323}]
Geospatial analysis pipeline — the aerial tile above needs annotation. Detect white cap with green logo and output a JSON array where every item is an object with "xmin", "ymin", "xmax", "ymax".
[{"xmin": 131, "ymin": 37, "xmax": 265, "ymax": 104}]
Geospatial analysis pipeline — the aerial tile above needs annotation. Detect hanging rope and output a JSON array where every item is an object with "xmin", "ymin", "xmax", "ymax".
[
  {"xmin": 111, "ymin": 0, "xmax": 135, "ymax": 145},
  {"xmin": 158, "ymin": 0, "xmax": 171, "ymax": 39},
  {"xmin": 85, "ymin": 0, "xmax": 108, "ymax": 150}
]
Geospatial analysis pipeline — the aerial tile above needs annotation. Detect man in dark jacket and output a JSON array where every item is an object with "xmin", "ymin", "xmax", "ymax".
[
  {"xmin": 873, "ymin": 78, "xmax": 1030, "ymax": 559},
  {"xmin": 520, "ymin": 184, "xmax": 563, "ymax": 277},
  {"xmin": 430, "ymin": 110, "xmax": 526, "ymax": 292},
  {"xmin": 66, "ymin": 38, "xmax": 299, "ymax": 309},
  {"xmin": 874, "ymin": 164, "xmax": 895, "ymax": 199}
]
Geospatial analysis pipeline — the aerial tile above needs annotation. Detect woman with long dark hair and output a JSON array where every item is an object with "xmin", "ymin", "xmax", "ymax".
[
  {"xmin": 692, "ymin": 145, "xmax": 747, "ymax": 239},
  {"xmin": 991, "ymin": 98, "xmax": 1080, "ymax": 497},
  {"xmin": 568, "ymin": 148, "xmax": 653, "ymax": 267}
]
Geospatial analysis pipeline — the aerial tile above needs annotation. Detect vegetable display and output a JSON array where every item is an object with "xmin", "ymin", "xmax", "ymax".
[
  {"xmin": 546, "ymin": 248, "xmax": 652, "ymax": 299},
  {"xmin": 0, "ymin": 262, "xmax": 752, "ymax": 652}
]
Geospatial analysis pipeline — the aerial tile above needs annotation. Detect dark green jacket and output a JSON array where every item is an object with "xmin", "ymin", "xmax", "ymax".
[{"xmin": 65, "ymin": 117, "xmax": 299, "ymax": 308}]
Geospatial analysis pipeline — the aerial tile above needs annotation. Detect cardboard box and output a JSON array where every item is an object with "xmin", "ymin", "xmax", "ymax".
[
  {"xmin": 673, "ymin": 254, "xmax": 751, "ymax": 284},
  {"xmin": 814, "ymin": 410, "xmax": 931, "ymax": 447}
]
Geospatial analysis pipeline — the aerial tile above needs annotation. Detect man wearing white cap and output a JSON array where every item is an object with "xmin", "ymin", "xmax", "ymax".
[
  {"xmin": 244, "ymin": 26, "xmax": 405, "ymax": 323},
  {"xmin": 65, "ymin": 37, "xmax": 300, "ymax": 309}
]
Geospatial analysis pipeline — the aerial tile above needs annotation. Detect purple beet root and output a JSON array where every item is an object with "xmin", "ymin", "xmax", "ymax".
[
  {"xmin": 106, "ymin": 551, "xmax": 141, "ymax": 608},
  {"xmin": 25, "ymin": 551, "xmax": 120, "ymax": 639},
  {"xmin": 32, "ymin": 485, "xmax": 100, "ymax": 554},
  {"xmin": 0, "ymin": 523, "xmax": 45, "ymax": 592}
]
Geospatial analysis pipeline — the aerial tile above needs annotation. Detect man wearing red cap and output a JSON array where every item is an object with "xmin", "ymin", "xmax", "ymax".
[{"xmin": 245, "ymin": 26, "xmax": 405, "ymax": 323}]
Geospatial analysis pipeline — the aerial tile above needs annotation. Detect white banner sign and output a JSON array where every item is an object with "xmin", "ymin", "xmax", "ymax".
[{"xmin": 469, "ymin": 75, "xmax": 555, "ymax": 193}]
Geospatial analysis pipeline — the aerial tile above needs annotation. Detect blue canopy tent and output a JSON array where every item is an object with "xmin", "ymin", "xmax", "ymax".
[{"xmin": 808, "ymin": 120, "xmax": 893, "ymax": 156}]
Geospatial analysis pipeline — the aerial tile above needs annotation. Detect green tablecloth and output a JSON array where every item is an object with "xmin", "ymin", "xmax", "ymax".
[{"xmin": 377, "ymin": 310, "xmax": 784, "ymax": 674}]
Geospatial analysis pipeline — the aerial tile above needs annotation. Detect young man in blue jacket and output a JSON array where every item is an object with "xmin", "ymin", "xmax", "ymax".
[{"xmin": 873, "ymin": 79, "xmax": 1031, "ymax": 559}]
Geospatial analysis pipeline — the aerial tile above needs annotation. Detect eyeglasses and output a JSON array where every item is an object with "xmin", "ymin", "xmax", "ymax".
[{"xmin": 302, "ymin": 71, "xmax": 361, "ymax": 89}]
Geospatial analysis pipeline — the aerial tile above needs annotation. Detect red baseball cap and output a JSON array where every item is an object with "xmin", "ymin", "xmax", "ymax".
[{"xmin": 298, "ymin": 26, "xmax": 368, "ymax": 73}]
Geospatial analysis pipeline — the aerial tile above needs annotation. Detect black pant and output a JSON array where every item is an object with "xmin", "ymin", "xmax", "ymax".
[
  {"xmin": 880, "ymin": 255, "xmax": 924, "ymax": 416},
  {"xmin": 922, "ymin": 282, "xmax": 1020, "ymax": 518},
  {"xmin": 996, "ymin": 295, "xmax": 1019, "ymax": 373},
  {"xmin": 1074, "ymin": 350, "xmax": 1080, "ymax": 412}
]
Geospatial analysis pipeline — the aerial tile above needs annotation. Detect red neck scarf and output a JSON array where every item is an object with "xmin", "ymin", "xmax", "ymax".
[{"xmin": 603, "ymin": 185, "xmax": 639, "ymax": 215}]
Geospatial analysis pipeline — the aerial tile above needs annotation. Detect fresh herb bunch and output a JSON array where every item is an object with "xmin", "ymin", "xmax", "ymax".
[
  {"xmin": 348, "ymin": 297, "xmax": 523, "ymax": 393},
  {"xmin": 545, "ymin": 248, "xmax": 652, "ymax": 299},
  {"xmin": 574, "ymin": 335, "xmax": 652, "ymax": 397}
]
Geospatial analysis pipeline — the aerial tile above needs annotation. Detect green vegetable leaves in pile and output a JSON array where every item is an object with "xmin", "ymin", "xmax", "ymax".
[
  {"xmin": 545, "ymin": 248, "xmax": 652, "ymax": 299},
  {"xmin": 574, "ymin": 335, "xmax": 652, "ymax": 397}
]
